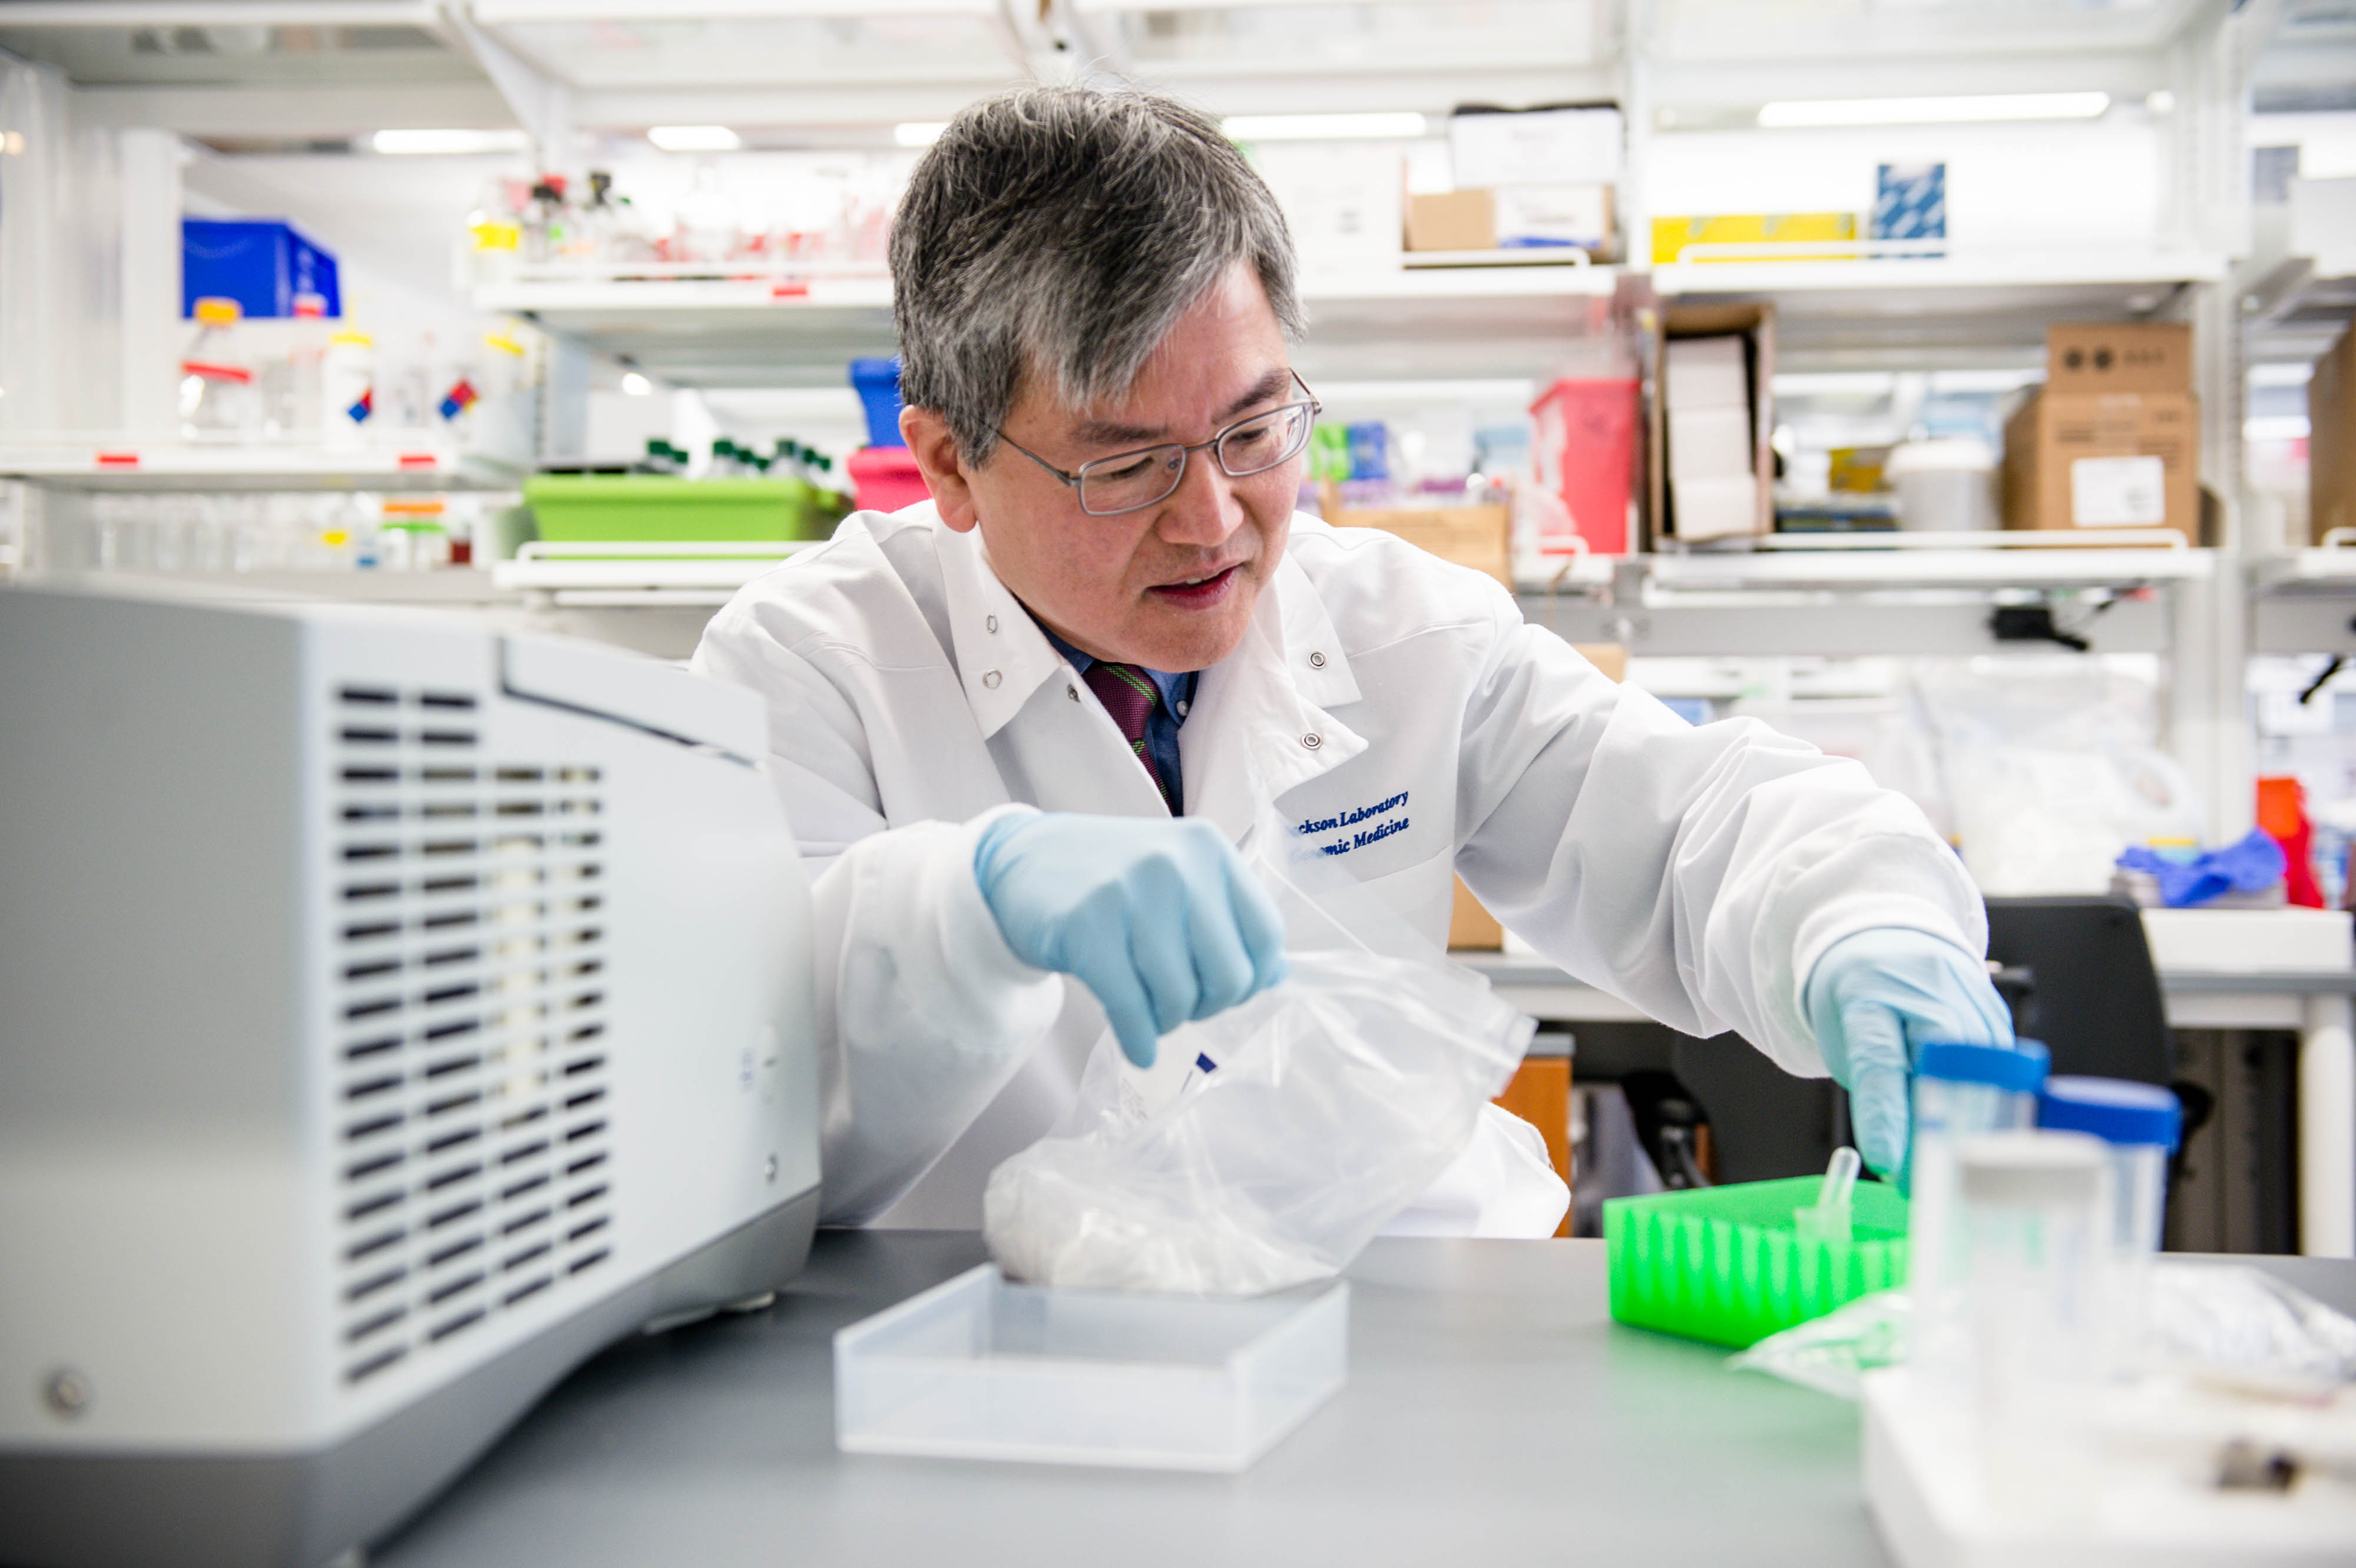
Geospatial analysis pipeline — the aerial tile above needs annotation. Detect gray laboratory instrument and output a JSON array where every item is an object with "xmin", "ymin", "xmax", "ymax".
[{"xmin": 0, "ymin": 585, "xmax": 822, "ymax": 1568}]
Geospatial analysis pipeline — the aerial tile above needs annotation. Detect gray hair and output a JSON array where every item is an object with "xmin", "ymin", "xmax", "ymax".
[{"xmin": 890, "ymin": 84, "xmax": 1305, "ymax": 465}]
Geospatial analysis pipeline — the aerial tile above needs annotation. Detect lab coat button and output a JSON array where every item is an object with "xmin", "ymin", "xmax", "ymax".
[
  {"xmin": 1308, "ymin": 650, "xmax": 1326, "ymax": 669},
  {"xmin": 1067, "ymin": 686, "xmax": 1079, "ymax": 701},
  {"xmin": 982, "ymin": 670, "xmax": 1002, "ymax": 689},
  {"xmin": 985, "ymin": 614, "xmax": 999, "ymax": 634},
  {"xmin": 1302, "ymin": 732, "xmax": 1322, "ymax": 750}
]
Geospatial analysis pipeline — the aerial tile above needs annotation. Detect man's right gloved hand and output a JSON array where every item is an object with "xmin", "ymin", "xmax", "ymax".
[{"xmin": 974, "ymin": 812, "xmax": 1288, "ymax": 1069}]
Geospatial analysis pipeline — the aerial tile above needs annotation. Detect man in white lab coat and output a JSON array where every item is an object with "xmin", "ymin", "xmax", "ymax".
[{"xmin": 692, "ymin": 85, "xmax": 2012, "ymax": 1232}]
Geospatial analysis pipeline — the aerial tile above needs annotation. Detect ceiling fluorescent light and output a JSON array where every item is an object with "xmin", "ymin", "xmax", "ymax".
[
  {"xmin": 895, "ymin": 122, "xmax": 949, "ymax": 148},
  {"xmin": 648, "ymin": 125, "xmax": 742, "ymax": 153},
  {"xmin": 370, "ymin": 129, "xmax": 530, "ymax": 156},
  {"xmin": 1758, "ymin": 92, "xmax": 2110, "ymax": 128},
  {"xmin": 1222, "ymin": 112, "xmax": 1428, "ymax": 142}
]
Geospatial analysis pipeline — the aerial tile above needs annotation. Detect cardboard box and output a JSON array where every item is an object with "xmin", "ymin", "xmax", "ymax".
[
  {"xmin": 1327, "ymin": 494, "xmax": 1512, "ymax": 586},
  {"xmin": 1666, "ymin": 405, "xmax": 1752, "ymax": 480},
  {"xmin": 1670, "ymin": 475, "xmax": 1765, "ymax": 542},
  {"xmin": 1249, "ymin": 142, "xmax": 1402, "ymax": 270},
  {"xmin": 2311, "ymin": 320, "xmax": 2356, "ymax": 543},
  {"xmin": 2046, "ymin": 322, "xmax": 2193, "ymax": 396},
  {"xmin": 2291, "ymin": 176, "xmax": 2356, "ymax": 279},
  {"xmin": 1493, "ymin": 183, "xmax": 1613, "ymax": 254},
  {"xmin": 1405, "ymin": 189, "xmax": 1496, "ymax": 252},
  {"xmin": 1663, "ymin": 335, "xmax": 1749, "ymax": 410},
  {"xmin": 1449, "ymin": 105, "xmax": 1623, "ymax": 187},
  {"xmin": 1647, "ymin": 303, "xmax": 1776, "ymax": 545},
  {"xmin": 2001, "ymin": 388, "xmax": 2199, "ymax": 541},
  {"xmin": 1448, "ymin": 879, "xmax": 1505, "ymax": 950}
]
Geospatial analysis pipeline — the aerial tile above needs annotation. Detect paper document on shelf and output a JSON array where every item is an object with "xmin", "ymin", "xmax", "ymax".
[{"xmin": 2070, "ymin": 455, "xmax": 2168, "ymax": 527}]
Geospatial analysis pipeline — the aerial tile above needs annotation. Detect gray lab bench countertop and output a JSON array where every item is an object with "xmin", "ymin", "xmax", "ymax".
[{"xmin": 373, "ymin": 1232, "xmax": 2356, "ymax": 1568}]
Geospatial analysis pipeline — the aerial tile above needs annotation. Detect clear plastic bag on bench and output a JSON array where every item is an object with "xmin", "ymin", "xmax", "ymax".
[{"xmin": 982, "ymin": 812, "xmax": 1535, "ymax": 1296}]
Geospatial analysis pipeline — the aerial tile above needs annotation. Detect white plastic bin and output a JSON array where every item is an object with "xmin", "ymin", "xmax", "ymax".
[
  {"xmin": 1887, "ymin": 438, "xmax": 1998, "ymax": 531},
  {"xmin": 832, "ymin": 1265, "xmax": 1349, "ymax": 1472}
]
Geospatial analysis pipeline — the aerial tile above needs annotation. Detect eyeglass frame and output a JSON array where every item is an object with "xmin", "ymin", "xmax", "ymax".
[{"xmin": 992, "ymin": 371, "xmax": 1323, "ymax": 517}]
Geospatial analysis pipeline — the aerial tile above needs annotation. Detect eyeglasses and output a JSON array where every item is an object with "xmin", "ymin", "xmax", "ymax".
[{"xmin": 995, "ymin": 372, "xmax": 1322, "ymax": 517}]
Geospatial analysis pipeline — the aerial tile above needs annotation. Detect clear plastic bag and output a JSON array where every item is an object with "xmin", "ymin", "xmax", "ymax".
[
  {"xmin": 1730, "ymin": 1266, "xmax": 2356, "ymax": 1402},
  {"xmin": 1728, "ymin": 1289, "xmax": 1911, "ymax": 1400},
  {"xmin": 2147, "ymin": 1262, "xmax": 2356, "ymax": 1399},
  {"xmin": 982, "ymin": 812, "xmax": 1535, "ymax": 1296}
]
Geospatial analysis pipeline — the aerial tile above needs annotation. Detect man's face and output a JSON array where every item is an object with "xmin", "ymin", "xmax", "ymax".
[{"xmin": 912, "ymin": 263, "xmax": 1301, "ymax": 673}]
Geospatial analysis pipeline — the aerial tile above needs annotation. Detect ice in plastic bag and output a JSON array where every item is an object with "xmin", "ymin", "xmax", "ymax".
[{"xmin": 982, "ymin": 811, "xmax": 1534, "ymax": 1296}]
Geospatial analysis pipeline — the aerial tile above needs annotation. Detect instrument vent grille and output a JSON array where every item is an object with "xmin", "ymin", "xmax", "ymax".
[{"xmin": 326, "ymin": 687, "xmax": 614, "ymax": 1386}]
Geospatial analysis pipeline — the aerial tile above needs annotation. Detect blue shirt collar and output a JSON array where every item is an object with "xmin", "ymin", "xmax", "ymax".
[{"xmin": 1036, "ymin": 623, "xmax": 1196, "ymax": 716}]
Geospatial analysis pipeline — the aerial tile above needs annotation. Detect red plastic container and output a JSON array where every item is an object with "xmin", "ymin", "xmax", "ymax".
[
  {"xmin": 1529, "ymin": 377, "xmax": 1639, "ymax": 555},
  {"xmin": 847, "ymin": 445, "xmax": 931, "ymax": 514}
]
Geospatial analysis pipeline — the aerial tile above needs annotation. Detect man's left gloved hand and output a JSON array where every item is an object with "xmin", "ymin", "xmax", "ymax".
[{"xmin": 1804, "ymin": 927, "xmax": 2015, "ymax": 1182}]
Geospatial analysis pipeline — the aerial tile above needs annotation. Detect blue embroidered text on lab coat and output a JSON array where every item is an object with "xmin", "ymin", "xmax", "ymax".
[
  {"xmin": 1299, "ymin": 790, "xmax": 1411, "ymax": 856},
  {"xmin": 1296, "ymin": 790, "xmax": 1408, "ymax": 837}
]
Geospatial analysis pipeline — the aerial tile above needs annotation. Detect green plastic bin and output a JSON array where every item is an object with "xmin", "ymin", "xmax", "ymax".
[
  {"xmin": 1603, "ymin": 1176, "xmax": 1908, "ymax": 1349},
  {"xmin": 523, "ymin": 475, "xmax": 846, "ymax": 543}
]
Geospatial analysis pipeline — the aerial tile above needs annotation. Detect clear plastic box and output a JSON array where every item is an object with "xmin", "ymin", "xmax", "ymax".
[{"xmin": 832, "ymin": 1265, "xmax": 1349, "ymax": 1472}]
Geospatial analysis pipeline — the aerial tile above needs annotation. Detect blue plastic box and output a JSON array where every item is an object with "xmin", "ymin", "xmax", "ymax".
[
  {"xmin": 183, "ymin": 219, "xmax": 341, "ymax": 320},
  {"xmin": 850, "ymin": 357, "xmax": 905, "ymax": 448}
]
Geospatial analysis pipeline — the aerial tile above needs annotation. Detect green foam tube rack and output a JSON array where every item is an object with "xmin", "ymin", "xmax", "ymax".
[{"xmin": 1603, "ymin": 1176, "xmax": 1908, "ymax": 1349}]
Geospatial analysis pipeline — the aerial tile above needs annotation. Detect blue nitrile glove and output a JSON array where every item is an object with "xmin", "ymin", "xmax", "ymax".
[
  {"xmin": 973, "ymin": 812, "xmax": 1288, "ymax": 1069},
  {"xmin": 1803, "ymin": 928, "xmax": 2016, "ymax": 1181}
]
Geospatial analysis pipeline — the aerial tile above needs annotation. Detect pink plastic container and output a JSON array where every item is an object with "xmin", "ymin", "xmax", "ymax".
[
  {"xmin": 847, "ymin": 445, "xmax": 931, "ymax": 514},
  {"xmin": 1529, "ymin": 377, "xmax": 1639, "ymax": 555}
]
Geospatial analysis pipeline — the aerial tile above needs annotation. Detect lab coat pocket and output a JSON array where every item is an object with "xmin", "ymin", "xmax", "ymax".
[{"xmin": 1349, "ymin": 846, "xmax": 1458, "ymax": 952}]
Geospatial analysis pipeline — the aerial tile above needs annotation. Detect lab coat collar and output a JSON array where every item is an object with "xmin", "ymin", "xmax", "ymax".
[
  {"xmin": 934, "ymin": 510, "xmax": 1368, "ymax": 836},
  {"xmin": 934, "ymin": 517, "xmax": 1068, "ymax": 739}
]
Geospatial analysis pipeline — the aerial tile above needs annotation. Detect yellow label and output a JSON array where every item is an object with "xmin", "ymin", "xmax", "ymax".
[
  {"xmin": 322, "ymin": 530, "xmax": 349, "ymax": 547},
  {"xmin": 193, "ymin": 296, "xmax": 241, "ymax": 325},
  {"xmin": 484, "ymin": 332, "xmax": 527, "ymax": 358},
  {"xmin": 1827, "ymin": 447, "xmax": 1888, "ymax": 493},
  {"xmin": 471, "ymin": 221, "xmax": 521, "ymax": 252},
  {"xmin": 1651, "ymin": 213, "xmax": 1860, "ymax": 264}
]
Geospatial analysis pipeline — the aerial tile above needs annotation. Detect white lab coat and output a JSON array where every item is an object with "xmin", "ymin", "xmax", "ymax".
[{"xmin": 691, "ymin": 504, "xmax": 1986, "ymax": 1230}]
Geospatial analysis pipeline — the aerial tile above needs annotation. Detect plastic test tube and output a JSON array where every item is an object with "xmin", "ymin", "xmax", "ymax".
[
  {"xmin": 1954, "ymin": 1130, "xmax": 2111, "ymax": 1523},
  {"xmin": 1905, "ymin": 1039, "xmax": 2050, "ymax": 1398},
  {"xmin": 2036, "ymin": 1075, "xmax": 2183, "ymax": 1377}
]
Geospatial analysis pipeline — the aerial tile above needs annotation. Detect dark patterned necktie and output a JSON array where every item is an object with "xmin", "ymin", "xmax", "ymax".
[{"xmin": 1084, "ymin": 661, "xmax": 1176, "ymax": 813}]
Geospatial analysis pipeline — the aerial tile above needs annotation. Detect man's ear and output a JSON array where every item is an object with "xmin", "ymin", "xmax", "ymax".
[{"xmin": 901, "ymin": 406, "xmax": 980, "ymax": 533}]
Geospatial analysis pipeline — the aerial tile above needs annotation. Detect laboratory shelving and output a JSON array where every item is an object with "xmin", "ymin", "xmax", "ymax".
[
  {"xmin": 0, "ymin": 435, "xmax": 528, "ymax": 493},
  {"xmin": 490, "ymin": 539, "xmax": 819, "ymax": 607},
  {"xmin": 1650, "ymin": 249, "xmax": 2233, "ymax": 373},
  {"xmin": 0, "ymin": 0, "xmax": 2341, "ymax": 848},
  {"xmin": 2250, "ymin": 542, "xmax": 2356, "ymax": 656},
  {"xmin": 472, "ymin": 260, "xmax": 1624, "ymax": 388}
]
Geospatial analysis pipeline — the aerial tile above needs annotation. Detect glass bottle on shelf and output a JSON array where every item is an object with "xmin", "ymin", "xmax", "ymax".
[
  {"xmin": 674, "ymin": 164, "xmax": 739, "ymax": 267},
  {"xmin": 322, "ymin": 329, "xmax": 376, "ymax": 451},
  {"xmin": 466, "ymin": 177, "xmax": 524, "ymax": 285},
  {"xmin": 265, "ymin": 292, "xmax": 329, "ymax": 442},
  {"xmin": 520, "ymin": 176, "xmax": 570, "ymax": 267},
  {"xmin": 179, "ymin": 297, "xmax": 257, "ymax": 442}
]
